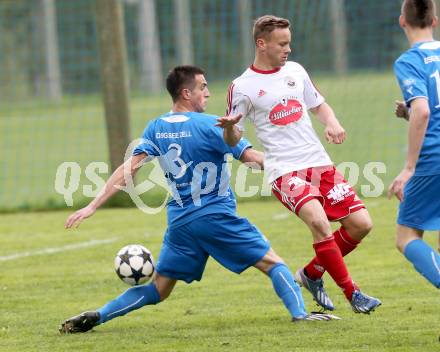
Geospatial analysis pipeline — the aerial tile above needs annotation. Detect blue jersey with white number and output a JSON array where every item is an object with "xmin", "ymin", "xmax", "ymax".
[
  {"xmin": 133, "ymin": 111, "xmax": 251, "ymax": 226},
  {"xmin": 394, "ymin": 41, "xmax": 440, "ymax": 176}
]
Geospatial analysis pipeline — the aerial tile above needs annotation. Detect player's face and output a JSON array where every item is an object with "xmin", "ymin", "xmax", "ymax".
[
  {"xmin": 264, "ymin": 28, "xmax": 291, "ymax": 67},
  {"xmin": 189, "ymin": 74, "xmax": 210, "ymax": 113}
]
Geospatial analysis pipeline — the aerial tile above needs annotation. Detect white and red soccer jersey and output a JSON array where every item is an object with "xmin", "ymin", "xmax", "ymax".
[{"xmin": 227, "ymin": 61, "xmax": 332, "ymax": 183}]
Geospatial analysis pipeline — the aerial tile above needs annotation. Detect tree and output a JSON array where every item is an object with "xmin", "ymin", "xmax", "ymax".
[
  {"xmin": 174, "ymin": 0, "xmax": 194, "ymax": 65},
  {"xmin": 96, "ymin": 0, "xmax": 131, "ymax": 172},
  {"xmin": 329, "ymin": 0, "xmax": 348, "ymax": 74},
  {"xmin": 138, "ymin": 0, "xmax": 162, "ymax": 92}
]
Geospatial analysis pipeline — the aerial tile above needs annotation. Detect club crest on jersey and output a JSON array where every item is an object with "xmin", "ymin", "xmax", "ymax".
[
  {"xmin": 269, "ymin": 97, "xmax": 303, "ymax": 126},
  {"xmin": 258, "ymin": 89, "xmax": 267, "ymax": 97},
  {"xmin": 284, "ymin": 76, "xmax": 296, "ymax": 88}
]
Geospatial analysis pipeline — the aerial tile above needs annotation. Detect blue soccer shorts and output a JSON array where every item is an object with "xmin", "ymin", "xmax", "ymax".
[
  {"xmin": 398, "ymin": 174, "xmax": 440, "ymax": 231},
  {"xmin": 155, "ymin": 213, "xmax": 270, "ymax": 283}
]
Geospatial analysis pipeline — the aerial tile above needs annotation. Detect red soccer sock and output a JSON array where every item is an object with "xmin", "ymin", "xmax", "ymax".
[
  {"xmin": 312, "ymin": 236, "xmax": 356, "ymax": 300},
  {"xmin": 304, "ymin": 227, "xmax": 360, "ymax": 280},
  {"xmin": 334, "ymin": 227, "xmax": 360, "ymax": 255}
]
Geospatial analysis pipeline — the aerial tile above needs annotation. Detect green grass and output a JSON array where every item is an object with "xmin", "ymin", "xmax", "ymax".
[
  {"xmin": 1, "ymin": 198, "xmax": 439, "ymax": 351},
  {"xmin": 0, "ymin": 72, "xmax": 407, "ymax": 211}
]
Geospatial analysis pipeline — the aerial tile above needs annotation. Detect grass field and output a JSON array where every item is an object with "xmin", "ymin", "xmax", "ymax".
[
  {"xmin": 0, "ymin": 71, "xmax": 408, "ymax": 211},
  {"xmin": 1, "ymin": 198, "xmax": 439, "ymax": 352}
]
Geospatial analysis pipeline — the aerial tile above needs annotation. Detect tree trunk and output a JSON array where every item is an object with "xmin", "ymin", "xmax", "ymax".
[
  {"xmin": 96, "ymin": 0, "xmax": 131, "ymax": 172},
  {"xmin": 329, "ymin": 0, "xmax": 348, "ymax": 74},
  {"xmin": 174, "ymin": 0, "xmax": 193, "ymax": 65},
  {"xmin": 138, "ymin": 0, "xmax": 162, "ymax": 92},
  {"xmin": 42, "ymin": 0, "xmax": 62, "ymax": 101},
  {"xmin": 238, "ymin": 0, "xmax": 253, "ymax": 69}
]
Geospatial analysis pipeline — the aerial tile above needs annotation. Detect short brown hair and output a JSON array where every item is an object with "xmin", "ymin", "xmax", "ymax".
[
  {"xmin": 166, "ymin": 65, "xmax": 205, "ymax": 102},
  {"xmin": 253, "ymin": 15, "xmax": 290, "ymax": 42},
  {"xmin": 402, "ymin": 0, "xmax": 436, "ymax": 28}
]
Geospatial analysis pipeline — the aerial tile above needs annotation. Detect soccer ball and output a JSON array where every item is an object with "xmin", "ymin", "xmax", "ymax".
[{"xmin": 114, "ymin": 244, "xmax": 155, "ymax": 286}]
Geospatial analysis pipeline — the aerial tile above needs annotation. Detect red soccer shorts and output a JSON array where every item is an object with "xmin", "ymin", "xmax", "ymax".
[{"xmin": 271, "ymin": 166, "xmax": 365, "ymax": 221}]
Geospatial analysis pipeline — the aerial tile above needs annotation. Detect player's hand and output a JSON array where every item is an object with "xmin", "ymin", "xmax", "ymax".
[
  {"xmin": 215, "ymin": 113, "xmax": 243, "ymax": 128},
  {"xmin": 387, "ymin": 167, "xmax": 414, "ymax": 201},
  {"xmin": 395, "ymin": 100, "xmax": 409, "ymax": 121},
  {"xmin": 65, "ymin": 204, "xmax": 97, "ymax": 229},
  {"xmin": 324, "ymin": 123, "xmax": 345, "ymax": 144}
]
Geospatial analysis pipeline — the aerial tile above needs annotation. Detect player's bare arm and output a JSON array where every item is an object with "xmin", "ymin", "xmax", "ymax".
[
  {"xmin": 240, "ymin": 148, "xmax": 264, "ymax": 170},
  {"xmin": 388, "ymin": 98, "xmax": 430, "ymax": 201},
  {"xmin": 310, "ymin": 102, "xmax": 346, "ymax": 144},
  {"xmin": 395, "ymin": 100, "xmax": 409, "ymax": 121},
  {"xmin": 215, "ymin": 113, "xmax": 243, "ymax": 146},
  {"xmin": 65, "ymin": 153, "xmax": 148, "ymax": 229}
]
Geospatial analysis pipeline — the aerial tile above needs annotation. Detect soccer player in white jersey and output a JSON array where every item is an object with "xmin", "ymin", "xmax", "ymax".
[
  {"xmin": 217, "ymin": 15, "xmax": 381, "ymax": 313},
  {"xmin": 389, "ymin": 0, "xmax": 440, "ymax": 291}
]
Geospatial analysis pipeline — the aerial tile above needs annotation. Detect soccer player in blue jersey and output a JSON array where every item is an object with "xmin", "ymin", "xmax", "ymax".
[
  {"xmin": 59, "ymin": 66, "xmax": 337, "ymax": 333},
  {"xmin": 394, "ymin": 101, "xmax": 440, "ymax": 257},
  {"xmin": 389, "ymin": 0, "xmax": 440, "ymax": 290}
]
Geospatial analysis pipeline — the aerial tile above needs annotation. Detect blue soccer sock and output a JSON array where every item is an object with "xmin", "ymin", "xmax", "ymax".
[
  {"xmin": 268, "ymin": 263, "xmax": 307, "ymax": 319},
  {"xmin": 97, "ymin": 283, "xmax": 161, "ymax": 324},
  {"xmin": 404, "ymin": 239, "xmax": 440, "ymax": 288}
]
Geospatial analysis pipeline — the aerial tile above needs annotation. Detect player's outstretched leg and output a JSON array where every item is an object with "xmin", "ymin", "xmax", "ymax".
[
  {"xmin": 294, "ymin": 268, "xmax": 334, "ymax": 311},
  {"xmin": 59, "ymin": 282, "xmax": 163, "ymax": 334},
  {"xmin": 97, "ymin": 282, "xmax": 161, "ymax": 324}
]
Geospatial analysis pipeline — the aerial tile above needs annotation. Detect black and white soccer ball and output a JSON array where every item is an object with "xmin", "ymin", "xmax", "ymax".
[{"xmin": 114, "ymin": 244, "xmax": 155, "ymax": 286}]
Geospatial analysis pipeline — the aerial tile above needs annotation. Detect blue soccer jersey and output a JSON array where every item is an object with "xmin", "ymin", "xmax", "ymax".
[
  {"xmin": 133, "ymin": 111, "xmax": 251, "ymax": 226},
  {"xmin": 394, "ymin": 41, "xmax": 440, "ymax": 176}
]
